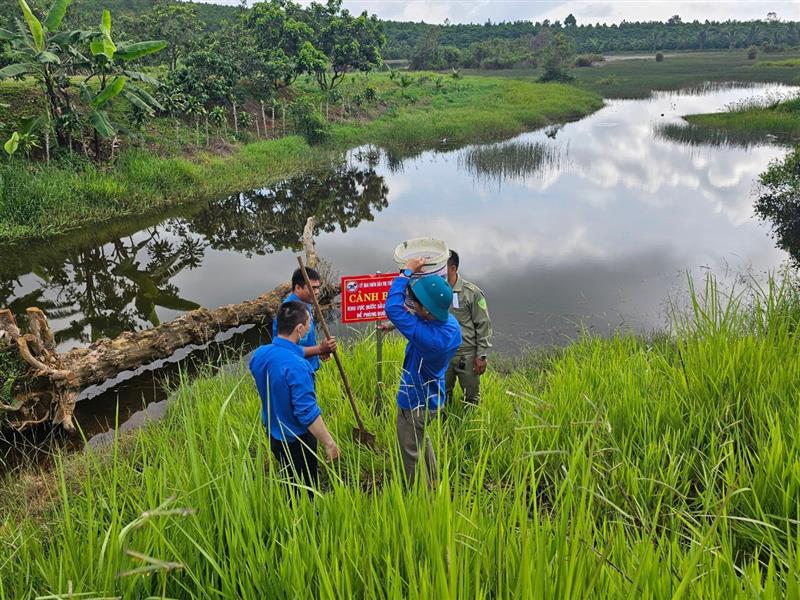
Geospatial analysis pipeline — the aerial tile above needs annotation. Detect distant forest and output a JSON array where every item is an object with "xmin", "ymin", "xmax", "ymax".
[{"xmin": 382, "ymin": 16, "xmax": 800, "ymax": 59}]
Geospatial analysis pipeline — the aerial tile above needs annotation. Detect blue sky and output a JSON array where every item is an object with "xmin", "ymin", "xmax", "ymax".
[{"xmin": 207, "ymin": 1, "xmax": 800, "ymax": 25}]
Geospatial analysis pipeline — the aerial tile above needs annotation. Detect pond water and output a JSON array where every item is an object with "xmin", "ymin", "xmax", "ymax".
[{"xmin": 1, "ymin": 82, "xmax": 798, "ymax": 446}]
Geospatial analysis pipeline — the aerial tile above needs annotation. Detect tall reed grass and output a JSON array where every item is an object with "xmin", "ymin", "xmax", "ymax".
[
  {"xmin": 459, "ymin": 141, "xmax": 566, "ymax": 183},
  {"xmin": 2, "ymin": 275, "xmax": 800, "ymax": 598}
]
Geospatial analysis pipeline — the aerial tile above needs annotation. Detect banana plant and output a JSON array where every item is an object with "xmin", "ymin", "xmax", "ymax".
[{"xmin": 0, "ymin": 0, "xmax": 165, "ymax": 159}]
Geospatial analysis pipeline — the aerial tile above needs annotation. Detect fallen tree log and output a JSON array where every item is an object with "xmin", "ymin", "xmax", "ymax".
[{"xmin": 0, "ymin": 218, "xmax": 329, "ymax": 433}]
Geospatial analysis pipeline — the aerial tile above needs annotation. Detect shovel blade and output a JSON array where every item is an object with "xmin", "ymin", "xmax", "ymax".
[{"xmin": 352, "ymin": 427, "xmax": 377, "ymax": 448}]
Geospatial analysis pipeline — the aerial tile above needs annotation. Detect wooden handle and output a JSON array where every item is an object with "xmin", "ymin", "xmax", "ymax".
[{"xmin": 296, "ymin": 256, "xmax": 367, "ymax": 431}]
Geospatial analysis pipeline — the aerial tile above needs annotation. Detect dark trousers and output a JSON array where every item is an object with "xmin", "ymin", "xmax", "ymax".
[{"xmin": 270, "ymin": 430, "xmax": 318, "ymax": 488}]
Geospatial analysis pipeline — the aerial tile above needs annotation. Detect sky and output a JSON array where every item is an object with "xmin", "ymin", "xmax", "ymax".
[{"xmin": 206, "ymin": 1, "xmax": 800, "ymax": 25}]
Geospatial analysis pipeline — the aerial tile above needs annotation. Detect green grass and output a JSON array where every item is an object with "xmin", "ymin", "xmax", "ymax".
[
  {"xmin": 0, "ymin": 74, "xmax": 602, "ymax": 244},
  {"xmin": 758, "ymin": 58, "xmax": 800, "ymax": 68},
  {"xmin": 331, "ymin": 74, "xmax": 601, "ymax": 152},
  {"xmin": 0, "ymin": 136, "xmax": 315, "ymax": 241},
  {"xmin": 2, "ymin": 274, "xmax": 800, "ymax": 597},
  {"xmin": 467, "ymin": 49, "xmax": 800, "ymax": 99},
  {"xmin": 680, "ymin": 95, "xmax": 800, "ymax": 144}
]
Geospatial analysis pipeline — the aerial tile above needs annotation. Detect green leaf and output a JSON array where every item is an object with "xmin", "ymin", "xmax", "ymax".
[
  {"xmin": 114, "ymin": 40, "xmax": 166, "ymax": 61},
  {"xmin": 100, "ymin": 9, "xmax": 111, "ymax": 36},
  {"xmin": 0, "ymin": 28, "xmax": 15, "ymax": 41},
  {"xmin": 0, "ymin": 62, "xmax": 37, "ymax": 79},
  {"xmin": 90, "ymin": 12, "xmax": 116, "ymax": 59},
  {"xmin": 18, "ymin": 0, "xmax": 44, "ymax": 52},
  {"xmin": 90, "ymin": 33, "xmax": 116, "ymax": 59},
  {"xmin": 127, "ymin": 84, "xmax": 163, "ymax": 111},
  {"xmin": 89, "ymin": 109, "xmax": 115, "ymax": 138},
  {"xmin": 44, "ymin": 0, "xmax": 72, "ymax": 32},
  {"xmin": 122, "ymin": 70, "xmax": 160, "ymax": 86},
  {"xmin": 36, "ymin": 50, "xmax": 61, "ymax": 64},
  {"xmin": 134, "ymin": 294, "xmax": 159, "ymax": 327},
  {"xmin": 151, "ymin": 293, "xmax": 200, "ymax": 312},
  {"xmin": 121, "ymin": 89, "xmax": 153, "ymax": 114},
  {"xmin": 91, "ymin": 76, "xmax": 125, "ymax": 108},
  {"xmin": 4, "ymin": 132, "xmax": 20, "ymax": 156}
]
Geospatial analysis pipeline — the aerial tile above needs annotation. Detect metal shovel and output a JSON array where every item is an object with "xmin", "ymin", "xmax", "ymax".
[{"xmin": 296, "ymin": 257, "xmax": 377, "ymax": 447}]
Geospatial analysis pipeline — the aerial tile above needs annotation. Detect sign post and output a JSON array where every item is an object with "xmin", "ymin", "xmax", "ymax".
[
  {"xmin": 341, "ymin": 273, "xmax": 395, "ymax": 412},
  {"xmin": 375, "ymin": 323, "xmax": 383, "ymax": 412}
]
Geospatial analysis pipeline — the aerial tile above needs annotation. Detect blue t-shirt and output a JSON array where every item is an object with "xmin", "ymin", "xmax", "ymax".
[
  {"xmin": 249, "ymin": 337, "xmax": 322, "ymax": 441},
  {"xmin": 384, "ymin": 276, "xmax": 462, "ymax": 411},
  {"xmin": 272, "ymin": 292, "xmax": 320, "ymax": 372}
]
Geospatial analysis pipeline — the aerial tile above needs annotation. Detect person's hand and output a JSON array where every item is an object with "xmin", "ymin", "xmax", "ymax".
[
  {"xmin": 319, "ymin": 337, "xmax": 337, "ymax": 355},
  {"xmin": 473, "ymin": 356, "xmax": 487, "ymax": 375},
  {"xmin": 403, "ymin": 257, "xmax": 427, "ymax": 274},
  {"xmin": 324, "ymin": 441, "xmax": 341, "ymax": 462},
  {"xmin": 377, "ymin": 321, "xmax": 395, "ymax": 332},
  {"xmin": 320, "ymin": 352, "xmax": 332, "ymax": 362}
]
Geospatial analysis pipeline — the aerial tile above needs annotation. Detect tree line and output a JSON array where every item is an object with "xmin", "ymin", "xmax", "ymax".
[{"xmin": 385, "ymin": 15, "xmax": 800, "ymax": 62}]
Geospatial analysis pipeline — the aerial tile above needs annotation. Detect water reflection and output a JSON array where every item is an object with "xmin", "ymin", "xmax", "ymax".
[
  {"xmin": 0, "ymin": 160, "xmax": 389, "ymax": 348},
  {"xmin": 186, "ymin": 161, "xmax": 389, "ymax": 257}
]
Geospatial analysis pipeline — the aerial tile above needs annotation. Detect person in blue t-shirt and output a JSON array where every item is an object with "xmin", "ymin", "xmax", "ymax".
[
  {"xmin": 251, "ymin": 301, "xmax": 340, "ymax": 488},
  {"xmin": 384, "ymin": 257, "xmax": 462, "ymax": 487},
  {"xmin": 272, "ymin": 267, "xmax": 337, "ymax": 373}
]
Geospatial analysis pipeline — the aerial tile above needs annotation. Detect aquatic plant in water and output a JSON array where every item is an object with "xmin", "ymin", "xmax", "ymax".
[{"xmin": 459, "ymin": 140, "xmax": 566, "ymax": 184}]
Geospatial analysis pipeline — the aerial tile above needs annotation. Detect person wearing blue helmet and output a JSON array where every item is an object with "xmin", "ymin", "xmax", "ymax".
[{"xmin": 384, "ymin": 257, "xmax": 462, "ymax": 487}]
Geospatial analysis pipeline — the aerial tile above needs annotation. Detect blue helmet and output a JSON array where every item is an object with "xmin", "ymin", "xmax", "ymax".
[{"xmin": 410, "ymin": 275, "xmax": 453, "ymax": 322}]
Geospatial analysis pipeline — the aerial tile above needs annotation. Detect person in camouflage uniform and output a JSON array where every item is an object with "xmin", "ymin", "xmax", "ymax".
[{"xmin": 445, "ymin": 250, "xmax": 492, "ymax": 405}]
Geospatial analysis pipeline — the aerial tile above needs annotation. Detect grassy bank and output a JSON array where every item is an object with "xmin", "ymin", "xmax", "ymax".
[
  {"xmin": 469, "ymin": 49, "xmax": 800, "ymax": 99},
  {"xmin": 2, "ymin": 275, "xmax": 800, "ymax": 597},
  {"xmin": 683, "ymin": 95, "xmax": 800, "ymax": 143},
  {"xmin": 0, "ymin": 75, "xmax": 602, "ymax": 244}
]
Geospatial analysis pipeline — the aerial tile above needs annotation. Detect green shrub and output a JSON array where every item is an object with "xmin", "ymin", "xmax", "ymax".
[
  {"xmin": 289, "ymin": 98, "xmax": 329, "ymax": 145},
  {"xmin": 574, "ymin": 54, "xmax": 604, "ymax": 67},
  {"xmin": 238, "ymin": 111, "xmax": 253, "ymax": 128},
  {"xmin": 655, "ymin": 52, "xmax": 665, "ymax": 62}
]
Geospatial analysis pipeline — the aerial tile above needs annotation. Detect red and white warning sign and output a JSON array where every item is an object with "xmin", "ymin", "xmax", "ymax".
[{"xmin": 340, "ymin": 273, "xmax": 395, "ymax": 324}]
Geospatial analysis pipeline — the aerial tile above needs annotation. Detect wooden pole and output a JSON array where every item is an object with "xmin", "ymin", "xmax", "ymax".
[
  {"xmin": 375, "ymin": 323, "xmax": 383, "ymax": 413},
  {"xmin": 296, "ymin": 256, "xmax": 369, "ymax": 434},
  {"xmin": 233, "ymin": 101, "xmax": 239, "ymax": 137}
]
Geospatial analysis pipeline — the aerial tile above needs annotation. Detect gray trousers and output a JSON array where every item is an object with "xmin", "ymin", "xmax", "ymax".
[
  {"xmin": 396, "ymin": 407, "xmax": 439, "ymax": 487},
  {"xmin": 445, "ymin": 353, "xmax": 481, "ymax": 405}
]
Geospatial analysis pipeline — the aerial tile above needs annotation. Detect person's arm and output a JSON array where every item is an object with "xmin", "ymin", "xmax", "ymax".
[
  {"xmin": 471, "ymin": 289, "xmax": 492, "ymax": 375},
  {"xmin": 307, "ymin": 415, "xmax": 340, "ymax": 461},
  {"xmin": 384, "ymin": 275, "xmax": 420, "ymax": 339},
  {"xmin": 303, "ymin": 338, "xmax": 337, "ymax": 358},
  {"xmin": 285, "ymin": 365, "xmax": 339, "ymax": 460}
]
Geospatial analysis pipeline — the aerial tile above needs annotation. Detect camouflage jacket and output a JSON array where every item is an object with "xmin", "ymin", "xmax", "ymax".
[{"xmin": 450, "ymin": 275, "xmax": 492, "ymax": 357}]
